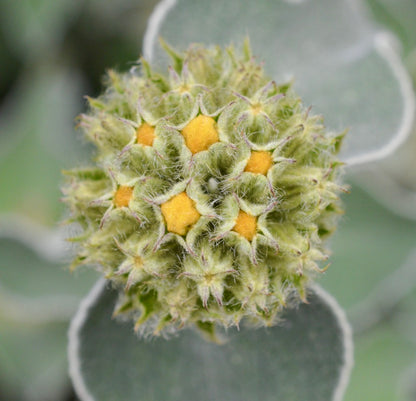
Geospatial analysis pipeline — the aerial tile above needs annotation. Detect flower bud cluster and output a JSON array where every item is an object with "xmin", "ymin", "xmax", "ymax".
[{"xmin": 63, "ymin": 41, "xmax": 346, "ymax": 336}]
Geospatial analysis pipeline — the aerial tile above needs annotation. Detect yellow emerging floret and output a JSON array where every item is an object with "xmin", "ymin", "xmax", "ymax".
[
  {"xmin": 136, "ymin": 123, "xmax": 155, "ymax": 146},
  {"xmin": 161, "ymin": 192, "xmax": 201, "ymax": 235},
  {"xmin": 181, "ymin": 115, "xmax": 219, "ymax": 154},
  {"xmin": 114, "ymin": 186, "xmax": 134, "ymax": 208},
  {"xmin": 244, "ymin": 151, "xmax": 273, "ymax": 175},
  {"xmin": 233, "ymin": 211, "xmax": 257, "ymax": 241}
]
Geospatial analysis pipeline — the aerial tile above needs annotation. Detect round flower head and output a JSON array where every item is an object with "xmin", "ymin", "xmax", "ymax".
[{"xmin": 63, "ymin": 40, "xmax": 346, "ymax": 338}]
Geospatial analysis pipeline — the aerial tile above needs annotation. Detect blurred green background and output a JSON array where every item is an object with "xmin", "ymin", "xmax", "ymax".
[{"xmin": 0, "ymin": 0, "xmax": 415, "ymax": 400}]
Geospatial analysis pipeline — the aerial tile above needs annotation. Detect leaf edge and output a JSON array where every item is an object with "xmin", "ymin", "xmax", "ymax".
[
  {"xmin": 142, "ymin": 1, "xmax": 415, "ymax": 167},
  {"xmin": 68, "ymin": 280, "xmax": 354, "ymax": 401}
]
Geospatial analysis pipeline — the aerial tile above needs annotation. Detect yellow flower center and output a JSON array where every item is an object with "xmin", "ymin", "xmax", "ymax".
[
  {"xmin": 161, "ymin": 192, "xmax": 201, "ymax": 235},
  {"xmin": 233, "ymin": 211, "xmax": 257, "ymax": 241},
  {"xmin": 114, "ymin": 186, "xmax": 134, "ymax": 208},
  {"xmin": 136, "ymin": 123, "xmax": 155, "ymax": 146},
  {"xmin": 251, "ymin": 103, "xmax": 262, "ymax": 115},
  {"xmin": 244, "ymin": 151, "xmax": 273, "ymax": 175},
  {"xmin": 134, "ymin": 256, "xmax": 143, "ymax": 267},
  {"xmin": 181, "ymin": 115, "xmax": 219, "ymax": 154}
]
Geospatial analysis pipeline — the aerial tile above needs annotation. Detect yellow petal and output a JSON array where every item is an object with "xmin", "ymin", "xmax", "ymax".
[
  {"xmin": 181, "ymin": 115, "xmax": 219, "ymax": 154},
  {"xmin": 161, "ymin": 192, "xmax": 201, "ymax": 235},
  {"xmin": 136, "ymin": 123, "xmax": 155, "ymax": 146},
  {"xmin": 232, "ymin": 211, "xmax": 257, "ymax": 241},
  {"xmin": 244, "ymin": 151, "xmax": 273, "ymax": 175},
  {"xmin": 114, "ymin": 186, "xmax": 134, "ymax": 208}
]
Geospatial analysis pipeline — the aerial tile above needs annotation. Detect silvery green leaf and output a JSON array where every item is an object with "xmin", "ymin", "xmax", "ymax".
[
  {"xmin": 321, "ymin": 185, "xmax": 416, "ymax": 315},
  {"xmin": 366, "ymin": 0, "xmax": 416, "ymax": 55},
  {"xmin": 322, "ymin": 188, "xmax": 416, "ymax": 399},
  {"xmin": 344, "ymin": 323, "xmax": 416, "ymax": 401},
  {"xmin": 0, "ymin": 0, "xmax": 81, "ymax": 60},
  {"xmin": 348, "ymin": 249, "xmax": 416, "ymax": 334},
  {"xmin": 392, "ymin": 290, "xmax": 416, "ymax": 401},
  {"xmin": 393, "ymin": 291, "xmax": 416, "ymax": 401},
  {"xmin": 0, "ymin": 66, "xmax": 88, "ymax": 222},
  {"xmin": 393, "ymin": 287, "xmax": 416, "ymax": 347},
  {"xmin": 69, "ymin": 280, "xmax": 352, "ymax": 401},
  {"xmin": 398, "ymin": 362, "xmax": 416, "ymax": 401},
  {"xmin": 84, "ymin": 0, "xmax": 156, "ymax": 32},
  {"xmin": 144, "ymin": 0, "xmax": 414, "ymax": 166},
  {"xmin": 0, "ymin": 315, "xmax": 69, "ymax": 401},
  {"xmin": 351, "ymin": 2, "xmax": 416, "ymax": 221},
  {"xmin": 350, "ymin": 161, "xmax": 416, "ymax": 221},
  {"xmin": 0, "ymin": 215, "xmax": 98, "ymax": 322}
]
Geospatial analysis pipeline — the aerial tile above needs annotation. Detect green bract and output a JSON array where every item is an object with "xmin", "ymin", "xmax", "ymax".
[{"xmin": 63, "ymin": 41, "xmax": 346, "ymax": 337}]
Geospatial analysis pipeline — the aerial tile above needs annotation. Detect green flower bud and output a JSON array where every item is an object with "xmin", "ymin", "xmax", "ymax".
[{"xmin": 62, "ymin": 40, "xmax": 347, "ymax": 338}]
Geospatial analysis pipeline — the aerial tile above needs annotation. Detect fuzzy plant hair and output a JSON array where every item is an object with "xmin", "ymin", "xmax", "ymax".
[{"xmin": 62, "ymin": 40, "xmax": 347, "ymax": 338}]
